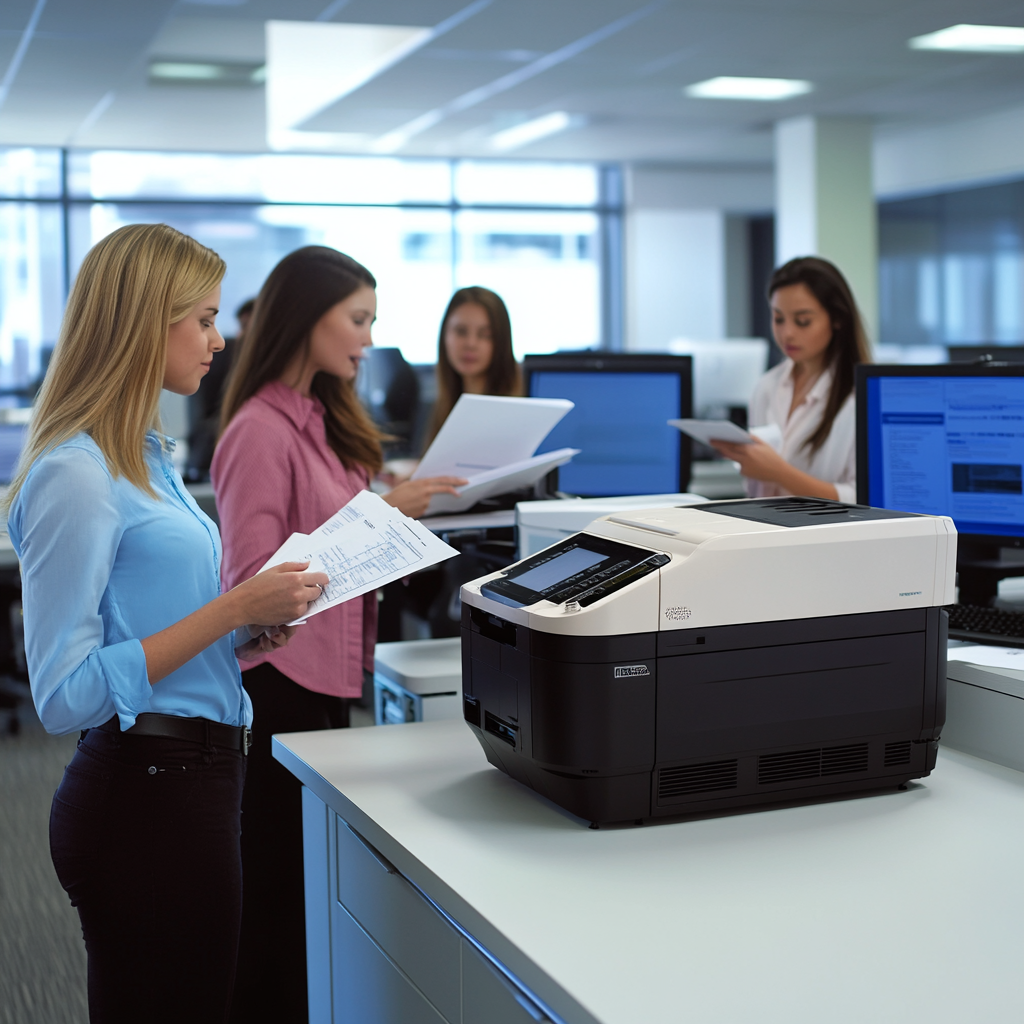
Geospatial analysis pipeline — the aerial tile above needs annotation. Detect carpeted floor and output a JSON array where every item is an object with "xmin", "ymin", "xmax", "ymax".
[{"xmin": 0, "ymin": 704, "xmax": 88, "ymax": 1024}]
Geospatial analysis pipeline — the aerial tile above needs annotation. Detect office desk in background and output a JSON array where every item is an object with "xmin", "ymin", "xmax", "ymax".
[{"xmin": 275, "ymin": 720, "xmax": 1024, "ymax": 1024}]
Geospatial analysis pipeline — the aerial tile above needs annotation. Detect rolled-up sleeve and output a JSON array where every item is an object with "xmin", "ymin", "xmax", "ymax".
[{"xmin": 11, "ymin": 448, "xmax": 152, "ymax": 734}]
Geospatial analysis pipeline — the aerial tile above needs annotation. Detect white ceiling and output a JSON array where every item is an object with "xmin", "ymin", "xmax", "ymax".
[{"xmin": 2, "ymin": 0, "xmax": 1024, "ymax": 167}]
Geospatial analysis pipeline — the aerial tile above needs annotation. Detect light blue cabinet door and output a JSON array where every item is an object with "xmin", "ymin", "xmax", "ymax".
[
  {"xmin": 331, "ymin": 902, "xmax": 450, "ymax": 1024},
  {"xmin": 302, "ymin": 788, "xmax": 333, "ymax": 1024},
  {"xmin": 463, "ymin": 941, "xmax": 552, "ymax": 1024},
  {"xmin": 334, "ymin": 818, "xmax": 462, "ymax": 1021}
]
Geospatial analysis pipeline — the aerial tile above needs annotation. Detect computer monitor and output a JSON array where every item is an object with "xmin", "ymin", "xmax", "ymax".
[
  {"xmin": 523, "ymin": 352, "xmax": 692, "ymax": 497},
  {"xmin": 856, "ymin": 363, "xmax": 1024, "ymax": 603},
  {"xmin": 665, "ymin": 338, "xmax": 769, "ymax": 416}
]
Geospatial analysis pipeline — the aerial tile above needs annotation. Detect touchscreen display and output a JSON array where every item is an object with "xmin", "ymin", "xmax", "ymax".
[
  {"xmin": 481, "ymin": 535, "xmax": 667, "ymax": 609},
  {"xmin": 510, "ymin": 547, "xmax": 607, "ymax": 592}
]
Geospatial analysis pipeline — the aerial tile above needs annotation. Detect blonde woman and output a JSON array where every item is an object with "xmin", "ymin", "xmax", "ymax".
[{"xmin": 5, "ymin": 224, "xmax": 327, "ymax": 1023}]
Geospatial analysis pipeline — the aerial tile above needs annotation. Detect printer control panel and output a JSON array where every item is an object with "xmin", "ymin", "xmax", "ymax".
[{"xmin": 481, "ymin": 535, "xmax": 668, "ymax": 609}]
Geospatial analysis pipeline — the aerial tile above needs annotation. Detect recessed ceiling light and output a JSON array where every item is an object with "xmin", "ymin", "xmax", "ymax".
[
  {"xmin": 683, "ymin": 76, "xmax": 813, "ymax": 101},
  {"xmin": 149, "ymin": 61, "xmax": 264, "ymax": 86},
  {"xmin": 909, "ymin": 24, "xmax": 1024, "ymax": 53},
  {"xmin": 490, "ymin": 111, "xmax": 575, "ymax": 152},
  {"xmin": 266, "ymin": 21, "xmax": 431, "ymax": 151}
]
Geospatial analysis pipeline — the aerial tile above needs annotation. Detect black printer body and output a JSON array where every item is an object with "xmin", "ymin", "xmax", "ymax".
[{"xmin": 459, "ymin": 498, "xmax": 954, "ymax": 824}]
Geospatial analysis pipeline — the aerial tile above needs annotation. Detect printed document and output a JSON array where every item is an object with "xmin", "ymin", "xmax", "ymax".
[
  {"xmin": 669, "ymin": 419, "xmax": 783, "ymax": 452},
  {"xmin": 413, "ymin": 394, "xmax": 579, "ymax": 515},
  {"xmin": 258, "ymin": 491, "xmax": 457, "ymax": 624}
]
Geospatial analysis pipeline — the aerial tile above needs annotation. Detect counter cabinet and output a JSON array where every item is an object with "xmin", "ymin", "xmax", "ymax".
[
  {"xmin": 278, "ymin": 718, "xmax": 1024, "ymax": 1024},
  {"xmin": 302, "ymin": 786, "xmax": 556, "ymax": 1024}
]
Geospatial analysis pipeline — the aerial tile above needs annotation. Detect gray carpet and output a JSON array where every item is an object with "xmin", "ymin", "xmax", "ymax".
[{"xmin": 0, "ymin": 705, "xmax": 88, "ymax": 1024}]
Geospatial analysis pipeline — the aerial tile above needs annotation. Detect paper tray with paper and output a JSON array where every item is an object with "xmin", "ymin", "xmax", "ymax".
[{"xmin": 259, "ymin": 491, "xmax": 458, "ymax": 625}]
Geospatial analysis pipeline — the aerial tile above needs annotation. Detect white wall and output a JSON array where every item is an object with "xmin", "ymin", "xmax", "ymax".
[
  {"xmin": 776, "ymin": 117, "xmax": 878, "ymax": 344},
  {"xmin": 875, "ymin": 103, "xmax": 1024, "ymax": 199},
  {"xmin": 624, "ymin": 165, "xmax": 772, "ymax": 350}
]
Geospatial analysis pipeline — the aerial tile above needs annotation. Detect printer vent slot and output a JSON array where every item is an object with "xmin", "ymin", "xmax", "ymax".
[
  {"xmin": 884, "ymin": 740, "xmax": 912, "ymax": 766},
  {"xmin": 758, "ymin": 743, "xmax": 869, "ymax": 785},
  {"xmin": 658, "ymin": 759, "xmax": 738, "ymax": 800},
  {"xmin": 820, "ymin": 743, "xmax": 869, "ymax": 776}
]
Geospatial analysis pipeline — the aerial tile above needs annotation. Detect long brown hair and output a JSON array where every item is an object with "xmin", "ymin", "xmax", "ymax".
[
  {"xmin": 768, "ymin": 257, "xmax": 871, "ymax": 455},
  {"xmin": 220, "ymin": 246, "xmax": 383, "ymax": 475},
  {"xmin": 424, "ymin": 286, "xmax": 521, "ymax": 448},
  {"xmin": 5, "ymin": 224, "xmax": 224, "ymax": 509}
]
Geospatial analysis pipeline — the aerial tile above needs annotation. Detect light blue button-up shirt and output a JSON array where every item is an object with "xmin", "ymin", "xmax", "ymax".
[{"xmin": 8, "ymin": 432, "xmax": 253, "ymax": 735}]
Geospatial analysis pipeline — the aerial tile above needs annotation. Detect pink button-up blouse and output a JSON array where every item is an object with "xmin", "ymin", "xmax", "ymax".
[{"xmin": 211, "ymin": 380, "xmax": 376, "ymax": 699}]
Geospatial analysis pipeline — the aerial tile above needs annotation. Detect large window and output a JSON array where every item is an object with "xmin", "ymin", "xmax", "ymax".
[
  {"xmin": 0, "ymin": 147, "xmax": 620, "ymax": 388},
  {"xmin": 68, "ymin": 151, "xmax": 619, "ymax": 366},
  {"xmin": 879, "ymin": 180, "xmax": 1024, "ymax": 348}
]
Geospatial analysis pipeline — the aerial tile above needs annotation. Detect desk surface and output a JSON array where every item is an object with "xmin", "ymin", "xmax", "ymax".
[{"xmin": 275, "ymin": 720, "xmax": 1024, "ymax": 1024}]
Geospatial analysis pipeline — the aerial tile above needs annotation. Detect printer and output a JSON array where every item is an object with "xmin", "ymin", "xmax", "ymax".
[{"xmin": 460, "ymin": 497, "xmax": 955, "ymax": 824}]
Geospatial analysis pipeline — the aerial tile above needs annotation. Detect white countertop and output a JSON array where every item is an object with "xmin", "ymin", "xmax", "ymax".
[{"xmin": 275, "ymin": 719, "xmax": 1024, "ymax": 1024}]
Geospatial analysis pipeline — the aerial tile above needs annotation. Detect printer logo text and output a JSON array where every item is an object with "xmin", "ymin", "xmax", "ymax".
[{"xmin": 614, "ymin": 665, "xmax": 651, "ymax": 678}]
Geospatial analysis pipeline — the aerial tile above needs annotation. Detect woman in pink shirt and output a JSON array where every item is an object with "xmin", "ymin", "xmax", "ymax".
[{"xmin": 211, "ymin": 246, "xmax": 463, "ymax": 1024}]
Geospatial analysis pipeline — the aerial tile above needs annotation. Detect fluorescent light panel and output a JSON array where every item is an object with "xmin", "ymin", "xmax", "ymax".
[
  {"xmin": 490, "ymin": 111, "xmax": 574, "ymax": 152},
  {"xmin": 684, "ymin": 76, "xmax": 812, "ymax": 101},
  {"xmin": 149, "ymin": 60, "xmax": 264, "ymax": 85},
  {"xmin": 909, "ymin": 24, "xmax": 1024, "ymax": 53},
  {"xmin": 265, "ymin": 21, "xmax": 431, "ymax": 149}
]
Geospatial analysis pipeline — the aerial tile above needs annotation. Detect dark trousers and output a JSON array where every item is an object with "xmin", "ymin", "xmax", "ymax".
[
  {"xmin": 49, "ymin": 722, "xmax": 246, "ymax": 1024},
  {"xmin": 229, "ymin": 663, "xmax": 349, "ymax": 1024}
]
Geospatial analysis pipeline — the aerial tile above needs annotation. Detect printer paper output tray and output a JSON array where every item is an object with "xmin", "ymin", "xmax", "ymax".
[{"xmin": 461, "ymin": 605, "xmax": 946, "ymax": 824}]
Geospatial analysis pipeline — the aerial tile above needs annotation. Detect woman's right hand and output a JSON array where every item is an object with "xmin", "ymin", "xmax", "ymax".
[
  {"xmin": 229, "ymin": 561, "xmax": 328, "ymax": 626},
  {"xmin": 383, "ymin": 476, "xmax": 468, "ymax": 518}
]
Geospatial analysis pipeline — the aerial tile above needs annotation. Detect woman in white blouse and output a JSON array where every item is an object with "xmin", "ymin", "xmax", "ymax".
[{"xmin": 711, "ymin": 256, "xmax": 870, "ymax": 503}]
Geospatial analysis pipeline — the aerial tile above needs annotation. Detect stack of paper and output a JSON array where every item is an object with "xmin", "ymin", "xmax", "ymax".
[
  {"xmin": 259, "ymin": 490, "xmax": 458, "ymax": 624},
  {"xmin": 413, "ymin": 394, "xmax": 580, "ymax": 515}
]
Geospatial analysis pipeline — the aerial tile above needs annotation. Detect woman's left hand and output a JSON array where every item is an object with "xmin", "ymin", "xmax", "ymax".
[
  {"xmin": 383, "ymin": 475, "xmax": 468, "ymax": 518},
  {"xmin": 236, "ymin": 623, "xmax": 298, "ymax": 661},
  {"xmin": 709, "ymin": 436, "xmax": 790, "ymax": 482}
]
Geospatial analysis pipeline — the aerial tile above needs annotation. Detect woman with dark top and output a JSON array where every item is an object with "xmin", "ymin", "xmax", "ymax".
[
  {"xmin": 6, "ymin": 223, "xmax": 326, "ymax": 1023},
  {"xmin": 211, "ymin": 245, "xmax": 464, "ymax": 1023}
]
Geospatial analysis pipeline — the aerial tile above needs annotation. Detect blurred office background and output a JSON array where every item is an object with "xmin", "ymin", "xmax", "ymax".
[{"xmin": 6, "ymin": 2, "xmax": 1024, "ymax": 1019}]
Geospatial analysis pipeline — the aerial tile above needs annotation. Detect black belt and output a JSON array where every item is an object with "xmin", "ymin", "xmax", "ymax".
[{"xmin": 99, "ymin": 713, "xmax": 251, "ymax": 754}]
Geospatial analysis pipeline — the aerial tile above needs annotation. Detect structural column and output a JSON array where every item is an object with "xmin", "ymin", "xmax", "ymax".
[{"xmin": 774, "ymin": 116, "xmax": 878, "ymax": 344}]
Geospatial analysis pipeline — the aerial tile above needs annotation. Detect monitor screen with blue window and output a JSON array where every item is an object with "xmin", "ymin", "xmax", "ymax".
[
  {"xmin": 857, "ymin": 364, "xmax": 1024, "ymax": 543},
  {"xmin": 524, "ymin": 353, "xmax": 692, "ymax": 497}
]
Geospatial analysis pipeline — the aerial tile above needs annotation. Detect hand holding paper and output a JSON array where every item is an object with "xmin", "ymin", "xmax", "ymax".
[
  {"xmin": 256, "ymin": 490, "xmax": 459, "ymax": 625},
  {"xmin": 413, "ymin": 394, "xmax": 580, "ymax": 515}
]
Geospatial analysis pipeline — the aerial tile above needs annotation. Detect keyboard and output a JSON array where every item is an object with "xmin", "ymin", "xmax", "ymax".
[{"xmin": 946, "ymin": 604, "xmax": 1024, "ymax": 647}]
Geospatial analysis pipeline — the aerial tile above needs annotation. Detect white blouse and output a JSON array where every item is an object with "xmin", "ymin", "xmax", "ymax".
[{"xmin": 746, "ymin": 359, "xmax": 857, "ymax": 504}]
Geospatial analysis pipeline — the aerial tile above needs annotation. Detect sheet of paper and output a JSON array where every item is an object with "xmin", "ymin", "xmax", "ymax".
[
  {"xmin": 414, "ymin": 394, "xmax": 573, "ymax": 480},
  {"xmin": 282, "ymin": 491, "xmax": 457, "ymax": 624},
  {"xmin": 423, "ymin": 447, "xmax": 580, "ymax": 516},
  {"xmin": 259, "ymin": 532, "xmax": 313, "ymax": 573},
  {"xmin": 946, "ymin": 644, "xmax": 1024, "ymax": 671},
  {"xmin": 668, "ymin": 419, "xmax": 754, "ymax": 446}
]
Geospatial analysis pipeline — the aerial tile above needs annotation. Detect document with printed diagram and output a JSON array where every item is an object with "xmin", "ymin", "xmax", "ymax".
[{"xmin": 258, "ymin": 490, "xmax": 458, "ymax": 624}]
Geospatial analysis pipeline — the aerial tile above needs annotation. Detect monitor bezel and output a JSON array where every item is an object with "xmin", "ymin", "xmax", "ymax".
[
  {"xmin": 522, "ymin": 352, "xmax": 693, "ymax": 497},
  {"xmin": 855, "ymin": 362, "xmax": 1024, "ymax": 549}
]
